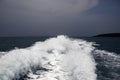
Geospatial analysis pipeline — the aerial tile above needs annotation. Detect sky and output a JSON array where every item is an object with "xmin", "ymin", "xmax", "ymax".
[{"xmin": 0, "ymin": 0, "xmax": 120, "ymax": 37}]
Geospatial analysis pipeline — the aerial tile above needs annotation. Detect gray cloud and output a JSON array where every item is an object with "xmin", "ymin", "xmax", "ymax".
[
  {"xmin": 0, "ymin": 0, "xmax": 119, "ymax": 36},
  {"xmin": 0, "ymin": 0, "xmax": 98, "ymax": 21}
]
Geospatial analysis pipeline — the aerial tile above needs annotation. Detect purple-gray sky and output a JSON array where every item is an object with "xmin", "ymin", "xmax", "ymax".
[{"xmin": 0, "ymin": 0, "xmax": 120, "ymax": 36}]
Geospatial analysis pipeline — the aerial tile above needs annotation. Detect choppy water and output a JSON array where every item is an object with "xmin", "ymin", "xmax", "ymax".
[{"xmin": 0, "ymin": 35, "xmax": 120, "ymax": 80}]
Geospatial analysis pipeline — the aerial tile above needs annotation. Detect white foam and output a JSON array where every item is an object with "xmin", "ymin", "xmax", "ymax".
[
  {"xmin": 0, "ymin": 52, "xmax": 6, "ymax": 58},
  {"xmin": 0, "ymin": 35, "xmax": 97, "ymax": 80}
]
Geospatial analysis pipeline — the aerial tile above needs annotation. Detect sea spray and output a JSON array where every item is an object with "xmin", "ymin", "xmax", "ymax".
[{"xmin": 0, "ymin": 35, "xmax": 97, "ymax": 80}]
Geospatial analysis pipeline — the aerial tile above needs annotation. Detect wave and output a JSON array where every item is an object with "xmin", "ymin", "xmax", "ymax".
[
  {"xmin": 0, "ymin": 35, "xmax": 119, "ymax": 80},
  {"xmin": 93, "ymin": 50, "xmax": 120, "ymax": 80}
]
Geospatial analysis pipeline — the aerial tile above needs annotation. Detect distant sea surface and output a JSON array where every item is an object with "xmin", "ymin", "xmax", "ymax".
[
  {"xmin": 0, "ymin": 36, "xmax": 120, "ymax": 80},
  {"xmin": 0, "ymin": 37, "xmax": 119, "ymax": 53}
]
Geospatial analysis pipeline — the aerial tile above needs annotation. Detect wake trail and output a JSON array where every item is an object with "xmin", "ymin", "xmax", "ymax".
[{"xmin": 1, "ymin": 35, "xmax": 119, "ymax": 80}]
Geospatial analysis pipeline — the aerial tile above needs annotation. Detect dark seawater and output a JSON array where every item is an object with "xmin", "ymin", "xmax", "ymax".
[
  {"xmin": 0, "ymin": 36, "xmax": 120, "ymax": 80},
  {"xmin": 82, "ymin": 37, "xmax": 120, "ymax": 54},
  {"xmin": 0, "ymin": 37, "xmax": 48, "ymax": 51},
  {"xmin": 0, "ymin": 37, "xmax": 120, "ymax": 54}
]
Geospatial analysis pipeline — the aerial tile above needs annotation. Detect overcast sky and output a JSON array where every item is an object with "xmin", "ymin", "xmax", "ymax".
[{"xmin": 0, "ymin": 0, "xmax": 120, "ymax": 36}]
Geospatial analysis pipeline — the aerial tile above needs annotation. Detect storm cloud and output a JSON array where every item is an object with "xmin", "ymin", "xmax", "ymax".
[
  {"xmin": 0, "ymin": 0, "xmax": 98, "ymax": 22},
  {"xmin": 1, "ymin": 0, "xmax": 98, "ymax": 15},
  {"xmin": 0, "ymin": 0, "xmax": 119, "ymax": 36}
]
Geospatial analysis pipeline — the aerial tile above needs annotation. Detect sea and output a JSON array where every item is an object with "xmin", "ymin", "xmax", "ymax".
[{"xmin": 0, "ymin": 35, "xmax": 120, "ymax": 80}]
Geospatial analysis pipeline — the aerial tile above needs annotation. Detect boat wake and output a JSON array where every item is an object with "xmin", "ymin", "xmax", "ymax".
[{"xmin": 0, "ymin": 35, "xmax": 119, "ymax": 80}]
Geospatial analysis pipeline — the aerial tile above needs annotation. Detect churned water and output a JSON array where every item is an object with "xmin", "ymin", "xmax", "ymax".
[{"xmin": 0, "ymin": 35, "xmax": 120, "ymax": 80}]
